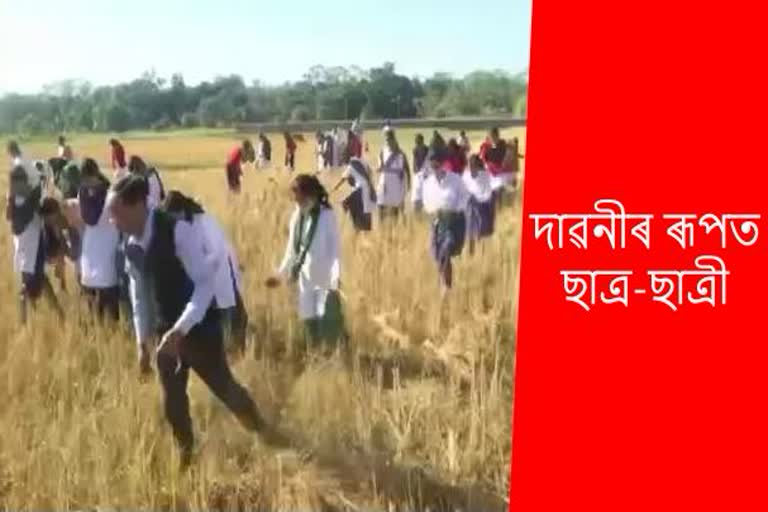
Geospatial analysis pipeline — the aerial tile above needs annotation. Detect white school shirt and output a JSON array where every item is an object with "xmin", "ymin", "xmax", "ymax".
[
  {"xmin": 342, "ymin": 160, "xmax": 374, "ymax": 214},
  {"xmin": 80, "ymin": 202, "xmax": 120, "ymax": 288},
  {"xmin": 190, "ymin": 212, "xmax": 241, "ymax": 310},
  {"xmin": 277, "ymin": 206, "xmax": 341, "ymax": 320},
  {"xmin": 422, "ymin": 171, "xmax": 470, "ymax": 214},
  {"xmin": 125, "ymin": 208, "xmax": 216, "ymax": 347},
  {"xmin": 12, "ymin": 207, "xmax": 42, "ymax": 275},
  {"xmin": 146, "ymin": 172, "xmax": 163, "ymax": 209},
  {"xmin": 377, "ymin": 148, "xmax": 408, "ymax": 207},
  {"xmin": 463, "ymin": 169, "xmax": 494, "ymax": 203},
  {"xmin": 411, "ymin": 169, "xmax": 428, "ymax": 205}
]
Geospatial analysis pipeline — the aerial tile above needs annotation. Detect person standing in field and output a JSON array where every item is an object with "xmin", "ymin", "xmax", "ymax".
[
  {"xmin": 413, "ymin": 133, "xmax": 429, "ymax": 174},
  {"xmin": 458, "ymin": 130, "xmax": 471, "ymax": 155},
  {"xmin": 332, "ymin": 156, "xmax": 376, "ymax": 232},
  {"xmin": 421, "ymin": 148, "xmax": 470, "ymax": 294},
  {"xmin": 225, "ymin": 140, "xmax": 255, "ymax": 194},
  {"xmin": 58, "ymin": 135, "xmax": 74, "ymax": 161},
  {"xmin": 107, "ymin": 175, "xmax": 282, "ymax": 468},
  {"xmin": 127, "ymin": 156, "xmax": 166, "ymax": 209},
  {"xmin": 283, "ymin": 132, "xmax": 297, "ymax": 172},
  {"xmin": 77, "ymin": 158, "xmax": 121, "ymax": 322},
  {"xmin": 315, "ymin": 131, "xmax": 327, "ymax": 172},
  {"xmin": 376, "ymin": 130, "xmax": 411, "ymax": 221},
  {"xmin": 161, "ymin": 190, "xmax": 249, "ymax": 356},
  {"xmin": 6, "ymin": 157, "xmax": 63, "ymax": 324},
  {"xmin": 266, "ymin": 174, "xmax": 346, "ymax": 352},
  {"xmin": 479, "ymin": 126, "xmax": 511, "ymax": 199},
  {"xmin": 345, "ymin": 128, "xmax": 363, "ymax": 163},
  {"xmin": 463, "ymin": 154, "xmax": 495, "ymax": 255},
  {"xmin": 445, "ymin": 138, "xmax": 467, "ymax": 174},
  {"xmin": 257, "ymin": 132, "xmax": 272, "ymax": 168},
  {"xmin": 109, "ymin": 138, "xmax": 128, "ymax": 180},
  {"xmin": 40, "ymin": 196, "xmax": 83, "ymax": 292}
]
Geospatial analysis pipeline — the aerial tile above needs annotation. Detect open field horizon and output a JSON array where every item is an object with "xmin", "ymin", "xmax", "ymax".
[{"xmin": 0, "ymin": 127, "xmax": 524, "ymax": 510}]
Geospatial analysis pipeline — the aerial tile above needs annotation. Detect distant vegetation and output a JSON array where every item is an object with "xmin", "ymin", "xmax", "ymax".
[{"xmin": 0, "ymin": 63, "xmax": 528, "ymax": 136}]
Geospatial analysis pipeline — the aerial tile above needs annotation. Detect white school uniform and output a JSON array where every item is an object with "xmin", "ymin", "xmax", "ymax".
[
  {"xmin": 80, "ymin": 204, "xmax": 120, "ymax": 289},
  {"xmin": 377, "ymin": 148, "xmax": 408, "ymax": 207},
  {"xmin": 277, "ymin": 206, "xmax": 340, "ymax": 320},
  {"xmin": 422, "ymin": 171, "xmax": 470, "ymax": 214},
  {"xmin": 342, "ymin": 160, "xmax": 374, "ymax": 214},
  {"xmin": 11, "ymin": 156, "xmax": 43, "ymax": 275},
  {"xmin": 190, "ymin": 213, "xmax": 241, "ymax": 310},
  {"xmin": 146, "ymin": 172, "xmax": 163, "ymax": 209},
  {"xmin": 463, "ymin": 169, "xmax": 494, "ymax": 203}
]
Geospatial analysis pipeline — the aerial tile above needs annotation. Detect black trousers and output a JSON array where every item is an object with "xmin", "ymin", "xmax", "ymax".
[
  {"xmin": 156, "ymin": 310, "xmax": 266, "ymax": 461},
  {"xmin": 81, "ymin": 285, "xmax": 120, "ymax": 322}
]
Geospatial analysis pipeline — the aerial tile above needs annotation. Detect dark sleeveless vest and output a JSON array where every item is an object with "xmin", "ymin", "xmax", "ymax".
[{"xmin": 144, "ymin": 210, "xmax": 219, "ymax": 337}]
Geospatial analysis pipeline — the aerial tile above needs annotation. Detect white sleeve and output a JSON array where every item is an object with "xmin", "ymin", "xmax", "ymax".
[{"xmin": 172, "ymin": 220, "xmax": 217, "ymax": 335}]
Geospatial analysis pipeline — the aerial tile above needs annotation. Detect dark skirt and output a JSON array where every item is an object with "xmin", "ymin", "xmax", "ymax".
[
  {"xmin": 226, "ymin": 164, "xmax": 241, "ymax": 192},
  {"xmin": 304, "ymin": 290, "xmax": 346, "ymax": 348},
  {"xmin": 341, "ymin": 188, "xmax": 372, "ymax": 231},
  {"xmin": 466, "ymin": 197, "xmax": 495, "ymax": 240},
  {"xmin": 430, "ymin": 211, "xmax": 467, "ymax": 266},
  {"xmin": 21, "ymin": 231, "xmax": 47, "ymax": 299}
]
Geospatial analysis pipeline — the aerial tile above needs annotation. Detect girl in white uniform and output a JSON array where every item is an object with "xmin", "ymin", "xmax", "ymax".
[
  {"xmin": 266, "ymin": 174, "xmax": 345, "ymax": 351},
  {"xmin": 332, "ymin": 157, "xmax": 376, "ymax": 232},
  {"xmin": 128, "ymin": 156, "xmax": 166, "ymax": 209},
  {"xmin": 161, "ymin": 190, "xmax": 248, "ymax": 355},
  {"xmin": 376, "ymin": 131, "xmax": 411, "ymax": 220},
  {"xmin": 6, "ymin": 142, "xmax": 63, "ymax": 324},
  {"xmin": 78, "ymin": 158, "xmax": 121, "ymax": 322}
]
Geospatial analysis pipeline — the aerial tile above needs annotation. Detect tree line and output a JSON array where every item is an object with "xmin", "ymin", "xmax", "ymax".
[{"xmin": 0, "ymin": 63, "xmax": 527, "ymax": 136}]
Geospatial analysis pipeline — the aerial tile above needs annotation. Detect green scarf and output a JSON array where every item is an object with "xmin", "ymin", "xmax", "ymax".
[{"xmin": 291, "ymin": 204, "xmax": 322, "ymax": 281}]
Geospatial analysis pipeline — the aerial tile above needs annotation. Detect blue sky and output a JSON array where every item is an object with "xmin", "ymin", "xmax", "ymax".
[{"xmin": 0, "ymin": 0, "xmax": 531, "ymax": 95}]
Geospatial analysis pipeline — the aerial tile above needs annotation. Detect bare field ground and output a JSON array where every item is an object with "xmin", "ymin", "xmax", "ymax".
[{"xmin": 0, "ymin": 127, "xmax": 524, "ymax": 511}]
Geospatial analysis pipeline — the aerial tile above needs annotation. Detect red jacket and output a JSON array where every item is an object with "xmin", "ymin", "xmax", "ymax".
[
  {"xmin": 348, "ymin": 134, "xmax": 363, "ymax": 159},
  {"xmin": 227, "ymin": 146, "xmax": 243, "ymax": 171}
]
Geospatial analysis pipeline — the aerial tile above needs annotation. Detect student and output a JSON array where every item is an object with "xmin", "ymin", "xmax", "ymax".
[
  {"xmin": 376, "ymin": 131, "xmax": 411, "ymax": 221},
  {"xmin": 109, "ymin": 138, "xmax": 128, "ymax": 180},
  {"xmin": 458, "ymin": 130, "xmax": 471, "ymax": 155},
  {"xmin": 226, "ymin": 140, "xmax": 255, "ymax": 194},
  {"xmin": 463, "ymin": 154, "xmax": 495, "ymax": 254},
  {"xmin": 413, "ymin": 133, "xmax": 429, "ymax": 174},
  {"xmin": 479, "ymin": 127, "xmax": 511, "ymax": 195},
  {"xmin": 79, "ymin": 158, "xmax": 121, "ymax": 322},
  {"xmin": 421, "ymin": 149, "xmax": 470, "ymax": 293},
  {"xmin": 58, "ymin": 135, "xmax": 74, "ymax": 161},
  {"xmin": 283, "ymin": 132, "xmax": 297, "ymax": 172},
  {"xmin": 161, "ymin": 191, "xmax": 249, "ymax": 356},
  {"xmin": 33, "ymin": 160, "xmax": 54, "ymax": 193},
  {"xmin": 56, "ymin": 159, "xmax": 82, "ymax": 200},
  {"xmin": 430, "ymin": 130, "xmax": 446, "ymax": 152},
  {"xmin": 40, "ymin": 196, "xmax": 83, "ymax": 293},
  {"xmin": 257, "ymin": 133, "xmax": 272, "ymax": 168},
  {"xmin": 127, "ymin": 155, "xmax": 166, "ymax": 209},
  {"xmin": 332, "ymin": 157, "xmax": 376, "ymax": 232},
  {"xmin": 346, "ymin": 129, "xmax": 363, "ymax": 163},
  {"xmin": 107, "ymin": 175, "xmax": 280, "ymax": 468},
  {"xmin": 315, "ymin": 131, "xmax": 326, "ymax": 172},
  {"xmin": 445, "ymin": 138, "xmax": 467, "ymax": 174},
  {"xmin": 7, "ymin": 163, "xmax": 63, "ymax": 323},
  {"xmin": 266, "ymin": 174, "xmax": 345, "ymax": 351}
]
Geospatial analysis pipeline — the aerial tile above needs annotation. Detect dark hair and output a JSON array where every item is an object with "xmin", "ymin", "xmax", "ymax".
[
  {"xmin": 428, "ymin": 147, "xmax": 446, "ymax": 163},
  {"xmin": 469, "ymin": 154, "xmax": 484, "ymax": 169},
  {"xmin": 415, "ymin": 133, "xmax": 424, "ymax": 144},
  {"xmin": 111, "ymin": 174, "xmax": 149, "ymax": 206},
  {"xmin": 109, "ymin": 138, "xmax": 120, "ymax": 147},
  {"xmin": 489, "ymin": 127, "xmax": 500, "ymax": 138},
  {"xmin": 34, "ymin": 161, "xmax": 45, "ymax": 172},
  {"xmin": 291, "ymin": 174, "xmax": 331, "ymax": 208},
  {"xmin": 7, "ymin": 140, "xmax": 20, "ymax": 156},
  {"xmin": 460, "ymin": 130, "xmax": 466, "ymax": 136},
  {"xmin": 127, "ymin": 155, "xmax": 147, "ymax": 174},
  {"xmin": 162, "ymin": 190, "xmax": 205, "ymax": 222},
  {"xmin": 40, "ymin": 196, "xmax": 62, "ymax": 217},
  {"xmin": 81, "ymin": 157, "xmax": 110, "ymax": 187},
  {"xmin": 58, "ymin": 135, "xmax": 66, "ymax": 144},
  {"xmin": 10, "ymin": 164, "xmax": 27, "ymax": 183}
]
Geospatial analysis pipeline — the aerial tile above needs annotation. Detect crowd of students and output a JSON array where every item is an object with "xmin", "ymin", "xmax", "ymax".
[{"xmin": 4, "ymin": 121, "xmax": 521, "ymax": 467}]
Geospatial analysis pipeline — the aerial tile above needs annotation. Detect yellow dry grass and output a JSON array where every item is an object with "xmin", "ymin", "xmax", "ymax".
[{"xmin": 0, "ymin": 127, "xmax": 523, "ymax": 511}]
